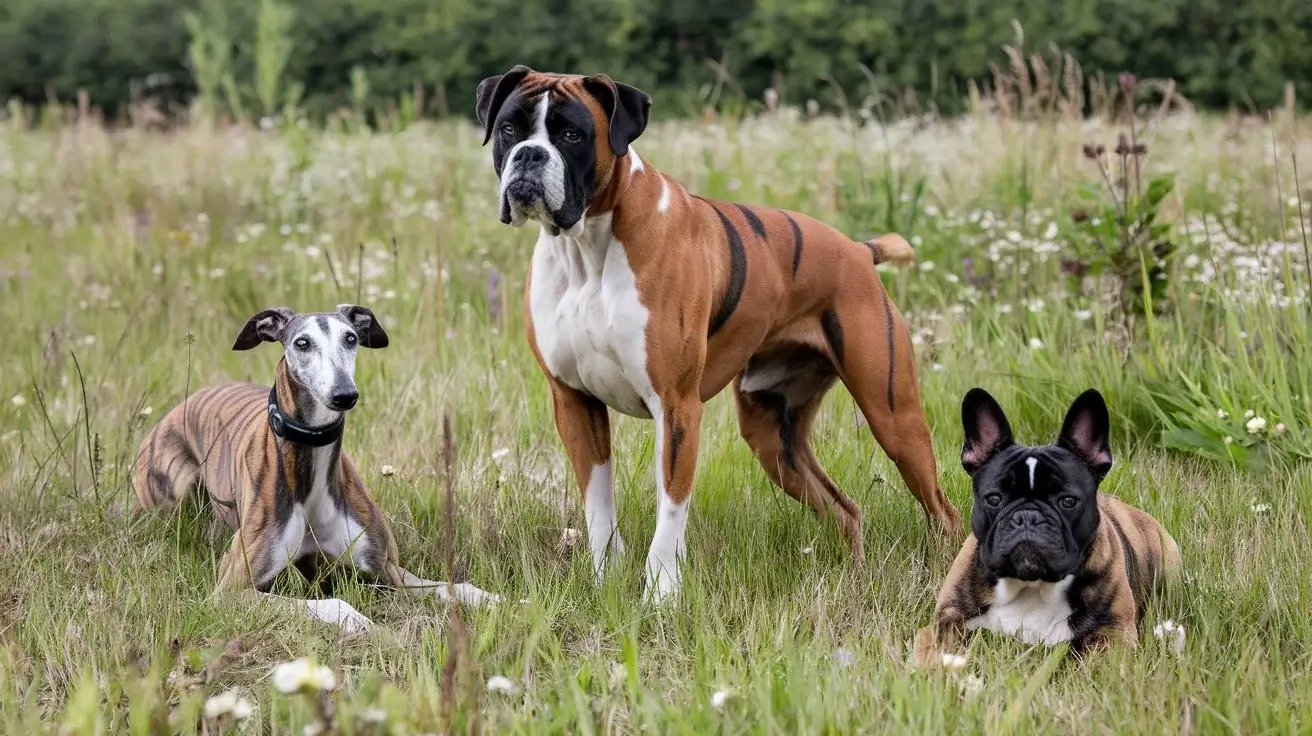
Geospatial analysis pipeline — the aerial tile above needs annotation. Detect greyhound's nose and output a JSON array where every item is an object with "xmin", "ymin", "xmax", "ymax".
[{"xmin": 329, "ymin": 390, "xmax": 359, "ymax": 411}]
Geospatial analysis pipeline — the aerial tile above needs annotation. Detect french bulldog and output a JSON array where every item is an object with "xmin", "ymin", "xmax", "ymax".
[{"xmin": 914, "ymin": 388, "xmax": 1181, "ymax": 660}]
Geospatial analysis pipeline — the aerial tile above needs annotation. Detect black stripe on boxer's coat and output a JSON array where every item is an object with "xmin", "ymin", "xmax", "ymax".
[
  {"xmin": 735, "ymin": 204, "xmax": 768, "ymax": 239},
  {"xmin": 784, "ymin": 213, "xmax": 804, "ymax": 276},
  {"xmin": 708, "ymin": 204, "xmax": 747, "ymax": 337},
  {"xmin": 881, "ymin": 287, "xmax": 896, "ymax": 411},
  {"xmin": 820, "ymin": 309, "xmax": 845, "ymax": 367}
]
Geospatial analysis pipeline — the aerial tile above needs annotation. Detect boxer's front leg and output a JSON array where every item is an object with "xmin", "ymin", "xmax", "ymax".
[
  {"xmin": 547, "ymin": 379, "xmax": 620, "ymax": 579},
  {"xmin": 644, "ymin": 394, "xmax": 703, "ymax": 602}
]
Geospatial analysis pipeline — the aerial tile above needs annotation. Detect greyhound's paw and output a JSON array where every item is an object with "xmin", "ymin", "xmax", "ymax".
[
  {"xmin": 451, "ymin": 582, "xmax": 502, "ymax": 608},
  {"xmin": 305, "ymin": 598, "xmax": 373, "ymax": 635}
]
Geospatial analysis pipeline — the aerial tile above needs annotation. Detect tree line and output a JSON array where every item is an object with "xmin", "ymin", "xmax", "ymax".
[{"xmin": 1, "ymin": 0, "xmax": 1309, "ymax": 123}]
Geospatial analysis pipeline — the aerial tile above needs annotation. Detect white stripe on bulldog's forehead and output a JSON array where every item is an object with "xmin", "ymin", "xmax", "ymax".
[{"xmin": 1026, "ymin": 456, "xmax": 1038, "ymax": 490}]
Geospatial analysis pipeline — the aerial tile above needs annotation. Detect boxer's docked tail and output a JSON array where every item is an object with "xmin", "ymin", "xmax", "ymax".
[{"xmin": 863, "ymin": 233, "xmax": 915, "ymax": 267}]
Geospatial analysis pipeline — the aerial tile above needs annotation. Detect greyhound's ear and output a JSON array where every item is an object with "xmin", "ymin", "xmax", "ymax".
[
  {"xmin": 582, "ymin": 74, "xmax": 652, "ymax": 157},
  {"xmin": 336, "ymin": 304, "xmax": 389, "ymax": 349},
  {"xmin": 232, "ymin": 307, "xmax": 294, "ymax": 351},
  {"xmin": 476, "ymin": 65, "xmax": 533, "ymax": 146}
]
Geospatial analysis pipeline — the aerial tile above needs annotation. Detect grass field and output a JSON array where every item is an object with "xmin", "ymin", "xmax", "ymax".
[{"xmin": 2, "ymin": 103, "xmax": 1311, "ymax": 734}]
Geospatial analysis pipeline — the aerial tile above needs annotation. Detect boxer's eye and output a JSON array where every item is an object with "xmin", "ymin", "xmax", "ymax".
[
  {"xmin": 499, "ymin": 121, "xmax": 516, "ymax": 137},
  {"xmin": 1058, "ymin": 496, "xmax": 1079, "ymax": 510},
  {"xmin": 983, "ymin": 493, "xmax": 1002, "ymax": 508},
  {"xmin": 561, "ymin": 128, "xmax": 582, "ymax": 144}
]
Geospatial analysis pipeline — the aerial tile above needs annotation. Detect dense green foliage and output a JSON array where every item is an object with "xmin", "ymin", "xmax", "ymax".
[{"xmin": 2, "ymin": 0, "xmax": 1311, "ymax": 120}]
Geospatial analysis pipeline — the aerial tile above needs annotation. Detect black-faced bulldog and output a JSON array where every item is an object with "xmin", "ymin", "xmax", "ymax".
[
  {"xmin": 474, "ymin": 66, "xmax": 962, "ymax": 601},
  {"xmin": 915, "ymin": 388, "xmax": 1181, "ymax": 660}
]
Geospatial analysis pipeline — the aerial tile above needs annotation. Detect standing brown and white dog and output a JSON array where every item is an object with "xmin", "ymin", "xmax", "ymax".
[
  {"xmin": 133, "ymin": 305, "xmax": 498, "ymax": 633},
  {"xmin": 475, "ymin": 66, "xmax": 963, "ymax": 600}
]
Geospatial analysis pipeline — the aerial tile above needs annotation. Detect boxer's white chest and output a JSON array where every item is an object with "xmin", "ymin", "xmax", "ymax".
[
  {"xmin": 529, "ymin": 214, "xmax": 655, "ymax": 418},
  {"xmin": 966, "ymin": 576, "xmax": 1075, "ymax": 645}
]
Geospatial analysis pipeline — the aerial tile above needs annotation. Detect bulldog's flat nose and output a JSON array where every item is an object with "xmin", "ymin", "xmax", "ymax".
[
  {"xmin": 1009, "ymin": 509, "xmax": 1044, "ymax": 529},
  {"xmin": 514, "ymin": 145, "xmax": 548, "ymax": 166}
]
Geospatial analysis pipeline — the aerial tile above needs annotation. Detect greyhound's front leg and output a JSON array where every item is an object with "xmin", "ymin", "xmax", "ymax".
[{"xmin": 386, "ymin": 563, "xmax": 502, "ymax": 607}]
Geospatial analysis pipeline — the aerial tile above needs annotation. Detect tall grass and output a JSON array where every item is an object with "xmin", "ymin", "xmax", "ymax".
[{"xmin": 0, "ymin": 91, "xmax": 1310, "ymax": 733}]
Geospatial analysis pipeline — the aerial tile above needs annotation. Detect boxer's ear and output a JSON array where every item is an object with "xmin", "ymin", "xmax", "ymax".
[
  {"xmin": 233, "ymin": 307, "xmax": 295, "ymax": 350},
  {"xmin": 476, "ymin": 65, "xmax": 533, "ymax": 146},
  {"xmin": 961, "ymin": 388, "xmax": 1014, "ymax": 474},
  {"xmin": 583, "ymin": 74, "xmax": 652, "ymax": 157},
  {"xmin": 1057, "ymin": 389, "xmax": 1113, "ymax": 480}
]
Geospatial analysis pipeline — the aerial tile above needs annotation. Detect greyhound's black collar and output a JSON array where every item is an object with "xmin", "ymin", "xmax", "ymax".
[{"xmin": 267, "ymin": 386, "xmax": 345, "ymax": 447}]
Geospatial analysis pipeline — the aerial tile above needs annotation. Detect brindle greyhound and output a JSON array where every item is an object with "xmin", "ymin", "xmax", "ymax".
[{"xmin": 133, "ymin": 305, "xmax": 499, "ymax": 633}]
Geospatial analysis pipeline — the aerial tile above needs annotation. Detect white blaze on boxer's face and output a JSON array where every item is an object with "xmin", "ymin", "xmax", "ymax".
[{"xmin": 497, "ymin": 92, "xmax": 569, "ymax": 229}]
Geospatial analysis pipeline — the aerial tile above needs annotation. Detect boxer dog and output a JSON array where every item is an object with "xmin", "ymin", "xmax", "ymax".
[
  {"xmin": 475, "ymin": 66, "xmax": 962, "ymax": 601},
  {"xmin": 133, "ymin": 305, "xmax": 498, "ymax": 634},
  {"xmin": 915, "ymin": 388, "xmax": 1181, "ymax": 660}
]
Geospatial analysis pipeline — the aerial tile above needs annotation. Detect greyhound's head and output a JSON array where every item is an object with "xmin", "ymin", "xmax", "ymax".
[{"xmin": 233, "ymin": 305, "xmax": 389, "ymax": 415}]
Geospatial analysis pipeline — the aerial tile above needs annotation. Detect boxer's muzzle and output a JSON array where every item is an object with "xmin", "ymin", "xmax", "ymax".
[{"xmin": 498, "ymin": 140, "xmax": 569, "ymax": 232}]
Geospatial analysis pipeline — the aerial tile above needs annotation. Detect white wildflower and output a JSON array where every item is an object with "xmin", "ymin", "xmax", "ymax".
[
  {"xmin": 139, "ymin": 406, "xmax": 153, "ymax": 417},
  {"xmin": 1275, "ymin": 423, "xmax": 1287, "ymax": 433},
  {"xmin": 1223, "ymin": 436, "xmax": 1234, "ymax": 445},
  {"xmin": 1288, "ymin": 196, "xmax": 1300, "ymax": 208},
  {"xmin": 1073, "ymin": 309, "xmax": 1093, "ymax": 321},
  {"xmin": 1246, "ymin": 416, "xmax": 1267, "ymax": 434},
  {"xmin": 280, "ymin": 224, "xmax": 293, "ymax": 236},
  {"xmin": 152, "ymin": 263, "xmax": 164, "ymax": 276},
  {"xmin": 939, "ymin": 652, "xmax": 968, "ymax": 670},
  {"xmin": 81, "ymin": 335, "xmax": 96, "ymax": 346},
  {"xmin": 800, "ymin": 545, "xmax": 814, "ymax": 555},
  {"xmin": 998, "ymin": 303, "xmax": 1013, "ymax": 314},
  {"xmin": 1244, "ymin": 409, "xmax": 1255, "ymax": 419},
  {"xmin": 304, "ymin": 246, "xmax": 322, "ymax": 258},
  {"xmin": 1028, "ymin": 337, "xmax": 1045, "ymax": 350},
  {"xmin": 303, "ymin": 724, "xmax": 323, "ymax": 736},
  {"xmin": 382, "ymin": 289, "xmax": 396, "ymax": 300},
  {"xmin": 1216, "ymin": 409, "xmax": 1229, "ymax": 419},
  {"xmin": 491, "ymin": 447, "xmax": 511, "ymax": 462},
  {"xmin": 486, "ymin": 675, "xmax": 520, "ymax": 696},
  {"xmin": 1043, "ymin": 222, "xmax": 1059, "ymax": 239},
  {"xmin": 209, "ymin": 268, "xmax": 225, "ymax": 279},
  {"xmin": 919, "ymin": 260, "xmax": 936, "ymax": 272},
  {"xmin": 11, "ymin": 394, "xmax": 26, "ymax": 408},
  {"xmin": 1005, "ymin": 230, "xmax": 1023, "ymax": 243},
  {"xmin": 1251, "ymin": 502, "xmax": 1271, "ymax": 514},
  {"xmin": 831, "ymin": 648, "xmax": 856, "ymax": 668},
  {"xmin": 1152, "ymin": 620, "xmax": 1186, "ymax": 653},
  {"xmin": 357, "ymin": 707, "xmax": 388, "ymax": 724},
  {"xmin": 271, "ymin": 659, "xmax": 336, "ymax": 694},
  {"xmin": 931, "ymin": 363, "xmax": 944, "ymax": 372},
  {"xmin": 380, "ymin": 465, "xmax": 396, "ymax": 477},
  {"xmin": 710, "ymin": 690, "xmax": 730, "ymax": 710},
  {"xmin": 203, "ymin": 688, "xmax": 254, "ymax": 720}
]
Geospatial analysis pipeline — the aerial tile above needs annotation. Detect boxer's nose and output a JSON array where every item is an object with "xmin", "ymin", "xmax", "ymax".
[{"xmin": 514, "ymin": 145, "xmax": 548, "ymax": 166}]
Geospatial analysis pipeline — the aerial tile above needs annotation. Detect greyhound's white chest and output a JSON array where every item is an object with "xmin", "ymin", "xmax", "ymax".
[
  {"xmin": 529, "ymin": 218, "xmax": 655, "ymax": 418},
  {"xmin": 270, "ymin": 448, "xmax": 370, "ymax": 566},
  {"xmin": 967, "ymin": 576, "xmax": 1075, "ymax": 645}
]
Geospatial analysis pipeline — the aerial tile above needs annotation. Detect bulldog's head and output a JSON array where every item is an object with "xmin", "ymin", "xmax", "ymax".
[
  {"xmin": 959, "ymin": 388, "xmax": 1113, "ymax": 582},
  {"xmin": 475, "ymin": 66, "xmax": 652, "ymax": 236}
]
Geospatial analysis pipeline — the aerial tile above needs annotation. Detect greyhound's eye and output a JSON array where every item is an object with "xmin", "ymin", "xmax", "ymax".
[
  {"xmin": 345, "ymin": 333, "xmax": 357, "ymax": 346},
  {"xmin": 294, "ymin": 338, "xmax": 310, "ymax": 350},
  {"xmin": 1058, "ymin": 496, "xmax": 1079, "ymax": 510},
  {"xmin": 561, "ymin": 128, "xmax": 582, "ymax": 144},
  {"xmin": 500, "ymin": 121, "xmax": 516, "ymax": 137},
  {"xmin": 984, "ymin": 493, "xmax": 1003, "ymax": 508}
]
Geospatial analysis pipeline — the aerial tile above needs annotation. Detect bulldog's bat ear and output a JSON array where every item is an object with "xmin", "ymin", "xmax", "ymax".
[
  {"xmin": 961, "ymin": 388, "xmax": 1015, "ymax": 474},
  {"xmin": 476, "ymin": 65, "xmax": 533, "ymax": 146},
  {"xmin": 336, "ymin": 304, "xmax": 389, "ymax": 349},
  {"xmin": 583, "ymin": 74, "xmax": 652, "ymax": 157},
  {"xmin": 233, "ymin": 307, "xmax": 295, "ymax": 351},
  {"xmin": 1057, "ymin": 389, "xmax": 1113, "ymax": 480}
]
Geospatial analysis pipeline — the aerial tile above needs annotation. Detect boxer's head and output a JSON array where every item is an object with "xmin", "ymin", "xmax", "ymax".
[
  {"xmin": 475, "ymin": 66, "xmax": 651, "ymax": 236},
  {"xmin": 959, "ymin": 388, "xmax": 1112, "ymax": 582}
]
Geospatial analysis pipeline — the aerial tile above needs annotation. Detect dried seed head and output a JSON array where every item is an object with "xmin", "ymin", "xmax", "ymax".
[
  {"xmin": 1070, "ymin": 209, "xmax": 1091, "ymax": 223},
  {"xmin": 1115, "ymin": 133, "xmax": 1130, "ymax": 155},
  {"xmin": 1118, "ymin": 72, "xmax": 1137, "ymax": 93}
]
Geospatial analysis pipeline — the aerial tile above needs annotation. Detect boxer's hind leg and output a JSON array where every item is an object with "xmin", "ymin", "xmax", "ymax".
[
  {"xmin": 734, "ymin": 350, "xmax": 864, "ymax": 557},
  {"xmin": 826, "ymin": 288, "xmax": 963, "ymax": 537}
]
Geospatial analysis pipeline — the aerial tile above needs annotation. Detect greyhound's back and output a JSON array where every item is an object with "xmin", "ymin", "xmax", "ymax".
[{"xmin": 132, "ymin": 382, "xmax": 269, "ymax": 518}]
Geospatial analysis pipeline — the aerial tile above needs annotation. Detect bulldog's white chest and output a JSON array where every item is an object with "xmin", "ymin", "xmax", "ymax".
[
  {"xmin": 966, "ymin": 576, "xmax": 1075, "ymax": 645},
  {"xmin": 529, "ymin": 216, "xmax": 655, "ymax": 418}
]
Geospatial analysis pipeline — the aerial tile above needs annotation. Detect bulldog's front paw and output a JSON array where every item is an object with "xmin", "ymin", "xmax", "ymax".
[{"xmin": 305, "ymin": 598, "xmax": 373, "ymax": 635}]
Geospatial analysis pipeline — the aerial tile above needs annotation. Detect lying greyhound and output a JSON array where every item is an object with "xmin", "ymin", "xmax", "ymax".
[{"xmin": 133, "ymin": 304, "xmax": 499, "ymax": 633}]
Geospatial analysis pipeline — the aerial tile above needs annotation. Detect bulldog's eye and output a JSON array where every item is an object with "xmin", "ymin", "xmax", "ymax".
[
  {"xmin": 561, "ymin": 128, "xmax": 583, "ymax": 144},
  {"xmin": 499, "ymin": 121, "xmax": 516, "ymax": 137},
  {"xmin": 984, "ymin": 493, "xmax": 1003, "ymax": 508},
  {"xmin": 294, "ymin": 338, "xmax": 310, "ymax": 350},
  {"xmin": 1058, "ymin": 496, "xmax": 1079, "ymax": 510}
]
